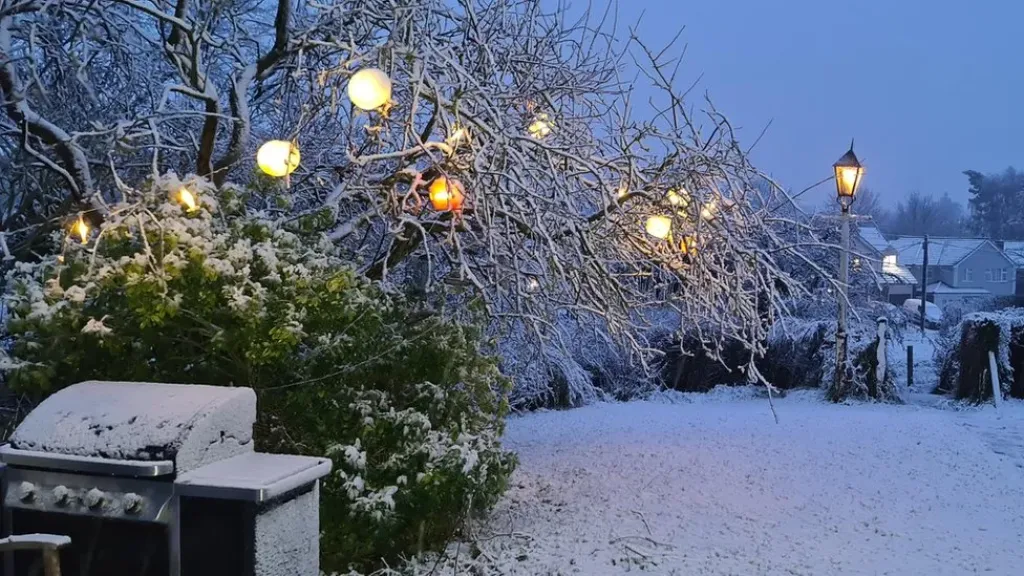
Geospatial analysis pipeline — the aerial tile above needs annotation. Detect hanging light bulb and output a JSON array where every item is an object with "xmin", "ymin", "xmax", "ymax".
[
  {"xmin": 257, "ymin": 140, "xmax": 301, "ymax": 178},
  {"xmin": 527, "ymin": 113, "xmax": 553, "ymax": 139},
  {"xmin": 645, "ymin": 215, "xmax": 672, "ymax": 240},
  {"xmin": 71, "ymin": 215, "xmax": 89, "ymax": 244},
  {"xmin": 347, "ymin": 68, "xmax": 393, "ymax": 111},
  {"xmin": 177, "ymin": 188, "xmax": 199, "ymax": 212},
  {"xmin": 429, "ymin": 177, "xmax": 465, "ymax": 211}
]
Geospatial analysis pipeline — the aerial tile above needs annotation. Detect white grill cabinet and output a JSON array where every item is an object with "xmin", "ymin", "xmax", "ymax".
[{"xmin": 0, "ymin": 381, "xmax": 331, "ymax": 576}]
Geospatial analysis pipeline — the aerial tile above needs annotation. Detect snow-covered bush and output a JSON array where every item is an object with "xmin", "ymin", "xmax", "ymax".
[
  {"xmin": 936, "ymin": 310, "xmax": 1024, "ymax": 401},
  {"xmin": 759, "ymin": 318, "xmax": 831, "ymax": 390},
  {"xmin": 2, "ymin": 175, "xmax": 515, "ymax": 573},
  {"xmin": 753, "ymin": 300, "xmax": 900, "ymax": 402}
]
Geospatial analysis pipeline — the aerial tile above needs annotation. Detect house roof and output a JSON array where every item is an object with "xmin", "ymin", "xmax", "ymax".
[
  {"xmin": 1002, "ymin": 241, "xmax": 1024, "ymax": 267},
  {"xmin": 857, "ymin": 226, "xmax": 892, "ymax": 254},
  {"xmin": 889, "ymin": 237, "xmax": 999, "ymax": 267},
  {"xmin": 850, "ymin": 225, "xmax": 918, "ymax": 285},
  {"xmin": 879, "ymin": 266, "xmax": 917, "ymax": 285},
  {"xmin": 925, "ymin": 282, "xmax": 991, "ymax": 295}
]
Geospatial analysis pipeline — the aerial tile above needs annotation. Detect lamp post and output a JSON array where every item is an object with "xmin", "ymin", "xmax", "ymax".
[{"xmin": 833, "ymin": 142, "xmax": 864, "ymax": 395}]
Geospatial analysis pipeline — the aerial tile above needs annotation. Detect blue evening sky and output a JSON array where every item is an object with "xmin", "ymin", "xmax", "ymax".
[{"xmin": 566, "ymin": 1, "xmax": 1023, "ymax": 207}]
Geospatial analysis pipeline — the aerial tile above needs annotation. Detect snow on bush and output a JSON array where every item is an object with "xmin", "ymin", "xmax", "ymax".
[
  {"xmin": 757, "ymin": 301, "xmax": 901, "ymax": 402},
  {"xmin": 937, "ymin": 309, "xmax": 1024, "ymax": 401},
  {"xmin": 2, "ymin": 175, "xmax": 515, "ymax": 573}
]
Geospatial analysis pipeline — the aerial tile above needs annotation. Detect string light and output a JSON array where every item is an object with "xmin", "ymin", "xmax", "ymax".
[
  {"xmin": 527, "ymin": 113, "xmax": 553, "ymax": 139},
  {"xmin": 645, "ymin": 215, "xmax": 672, "ymax": 240},
  {"xmin": 71, "ymin": 215, "xmax": 89, "ymax": 244},
  {"xmin": 347, "ymin": 68, "xmax": 393, "ymax": 111},
  {"xmin": 429, "ymin": 177, "xmax": 465, "ymax": 212},
  {"xmin": 257, "ymin": 140, "xmax": 301, "ymax": 178},
  {"xmin": 177, "ymin": 188, "xmax": 199, "ymax": 212},
  {"xmin": 667, "ymin": 189, "xmax": 690, "ymax": 208},
  {"xmin": 448, "ymin": 125, "xmax": 469, "ymax": 145}
]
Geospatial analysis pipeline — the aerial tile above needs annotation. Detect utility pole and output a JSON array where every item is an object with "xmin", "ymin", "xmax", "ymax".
[{"xmin": 920, "ymin": 234, "xmax": 929, "ymax": 333}]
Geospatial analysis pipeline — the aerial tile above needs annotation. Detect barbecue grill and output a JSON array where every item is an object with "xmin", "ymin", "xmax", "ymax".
[{"xmin": 0, "ymin": 381, "xmax": 331, "ymax": 576}]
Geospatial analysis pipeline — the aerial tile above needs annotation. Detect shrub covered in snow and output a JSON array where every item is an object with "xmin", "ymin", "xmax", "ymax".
[
  {"xmin": 2, "ymin": 175, "xmax": 515, "ymax": 573},
  {"xmin": 937, "ymin": 309, "xmax": 1024, "ymax": 401}
]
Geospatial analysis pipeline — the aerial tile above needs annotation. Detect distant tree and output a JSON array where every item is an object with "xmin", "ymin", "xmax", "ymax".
[
  {"xmin": 886, "ymin": 191, "xmax": 965, "ymax": 237},
  {"xmin": 965, "ymin": 168, "xmax": 1024, "ymax": 240},
  {"xmin": 818, "ymin": 186, "xmax": 890, "ymax": 224}
]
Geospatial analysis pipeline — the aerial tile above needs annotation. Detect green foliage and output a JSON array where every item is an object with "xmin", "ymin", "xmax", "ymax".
[
  {"xmin": 965, "ymin": 167, "xmax": 1024, "ymax": 240},
  {"xmin": 3, "ymin": 174, "xmax": 515, "ymax": 573}
]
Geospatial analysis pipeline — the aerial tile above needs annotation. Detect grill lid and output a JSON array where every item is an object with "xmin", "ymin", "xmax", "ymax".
[{"xmin": 10, "ymin": 381, "xmax": 256, "ymax": 473}]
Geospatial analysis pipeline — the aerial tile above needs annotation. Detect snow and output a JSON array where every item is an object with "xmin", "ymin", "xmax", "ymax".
[
  {"xmin": 440, "ymin": 393, "xmax": 1024, "ymax": 575},
  {"xmin": 255, "ymin": 483, "xmax": 320, "ymax": 576},
  {"xmin": 890, "ymin": 237, "xmax": 991, "ymax": 267},
  {"xmin": 856, "ymin": 226, "xmax": 891, "ymax": 253},
  {"xmin": 11, "ymin": 381, "xmax": 256, "ymax": 472}
]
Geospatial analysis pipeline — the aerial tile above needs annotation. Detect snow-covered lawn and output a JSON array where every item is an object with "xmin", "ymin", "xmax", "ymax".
[{"xmin": 455, "ymin": 391, "xmax": 1024, "ymax": 575}]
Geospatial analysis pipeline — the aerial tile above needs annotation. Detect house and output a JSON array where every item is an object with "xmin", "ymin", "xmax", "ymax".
[
  {"xmin": 853, "ymin": 224, "xmax": 917, "ymax": 305},
  {"xmin": 888, "ymin": 237, "xmax": 1016, "ymax": 308},
  {"xmin": 1000, "ymin": 241, "xmax": 1024, "ymax": 297}
]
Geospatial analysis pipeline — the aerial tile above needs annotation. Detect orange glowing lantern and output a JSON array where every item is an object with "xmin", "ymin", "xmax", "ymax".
[{"xmin": 429, "ymin": 177, "xmax": 465, "ymax": 211}]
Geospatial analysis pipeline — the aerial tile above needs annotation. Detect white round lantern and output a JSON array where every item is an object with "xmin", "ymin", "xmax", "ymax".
[
  {"xmin": 257, "ymin": 140, "xmax": 300, "ymax": 178},
  {"xmin": 347, "ymin": 68, "xmax": 393, "ymax": 111}
]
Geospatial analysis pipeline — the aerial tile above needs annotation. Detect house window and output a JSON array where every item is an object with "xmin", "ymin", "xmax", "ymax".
[
  {"xmin": 1001, "ymin": 268, "xmax": 1009, "ymax": 282},
  {"xmin": 985, "ymin": 269, "xmax": 993, "ymax": 282},
  {"xmin": 963, "ymin": 267, "xmax": 973, "ymax": 282},
  {"xmin": 882, "ymin": 254, "xmax": 898, "ymax": 272}
]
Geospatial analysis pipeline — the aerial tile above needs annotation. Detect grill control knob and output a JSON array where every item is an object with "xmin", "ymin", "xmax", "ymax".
[
  {"xmin": 84, "ymin": 488, "xmax": 105, "ymax": 510},
  {"xmin": 52, "ymin": 485, "xmax": 71, "ymax": 506},
  {"xmin": 18, "ymin": 481, "xmax": 36, "ymax": 503},
  {"xmin": 123, "ymin": 493, "xmax": 143, "ymax": 514}
]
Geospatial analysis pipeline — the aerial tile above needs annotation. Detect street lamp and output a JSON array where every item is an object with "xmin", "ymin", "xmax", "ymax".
[{"xmin": 832, "ymin": 142, "xmax": 863, "ymax": 398}]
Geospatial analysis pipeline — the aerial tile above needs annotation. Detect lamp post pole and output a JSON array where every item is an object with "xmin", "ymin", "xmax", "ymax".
[
  {"xmin": 830, "ymin": 142, "xmax": 863, "ymax": 400},
  {"xmin": 835, "ymin": 204, "xmax": 851, "ymax": 392}
]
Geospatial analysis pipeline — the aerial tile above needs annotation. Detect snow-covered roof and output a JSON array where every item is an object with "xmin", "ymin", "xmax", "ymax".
[
  {"xmin": 857, "ymin": 226, "xmax": 892, "ymax": 253},
  {"xmin": 890, "ymin": 237, "xmax": 992, "ymax": 267},
  {"xmin": 879, "ymin": 265, "xmax": 917, "ymax": 285},
  {"xmin": 1002, "ymin": 241, "xmax": 1024, "ymax": 268},
  {"xmin": 925, "ymin": 282, "xmax": 991, "ymax": 295}
]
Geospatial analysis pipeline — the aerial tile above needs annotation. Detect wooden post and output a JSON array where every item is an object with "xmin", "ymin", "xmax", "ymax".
[
  {"xmin": 988, "ymin": 350, "xmax": 1002, "ymax": 409},
  {"xmin": 907, "ymin": 345, "xmax": 914, "ymax": 388}
]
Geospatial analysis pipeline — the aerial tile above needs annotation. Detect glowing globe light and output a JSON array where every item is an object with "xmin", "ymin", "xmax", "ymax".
[
  {"xmin": 429, "ymin": 177, "xmax": 465, "ymax": 212},
  {"xmin": 667, "ymin": 188, "xmax": 690, "ymax": 208},
  {"xmin": 257, "ymin": 140, "xmax": 300, "ymax": 178},
  {"xmin": 347, "ymin": 68, "xmax": 393, "ymax": 111},
  {"xmin": 527, "ymin": 113, "xmax": 553, "ymax": 139},
  {"xmin": 645, "ymin": 215, "xmax": 672, "ymax": 239}
]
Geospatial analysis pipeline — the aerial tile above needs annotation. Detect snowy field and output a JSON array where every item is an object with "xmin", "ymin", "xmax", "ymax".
[{"xmin": 442, "ymin": 391, "xmax": 1024, "ymax": 575}]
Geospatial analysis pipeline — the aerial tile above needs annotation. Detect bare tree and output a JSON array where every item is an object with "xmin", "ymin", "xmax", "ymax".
[
  {"xmin": 887, "ymin": 191, "xmax": 965, "ymax": 237},
  {"xmin": 0, "ymin": 0, "xmax": 825, "ymax": 396}
]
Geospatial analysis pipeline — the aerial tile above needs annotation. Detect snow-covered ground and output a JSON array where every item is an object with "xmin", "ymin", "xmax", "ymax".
[
  {"xmin": 434, "ymin": 390, "xmax": 1024, "ymax": 575},
  {"xmin": 891, "ymin": 327, "xmax": 941, "ymax": 395}
]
